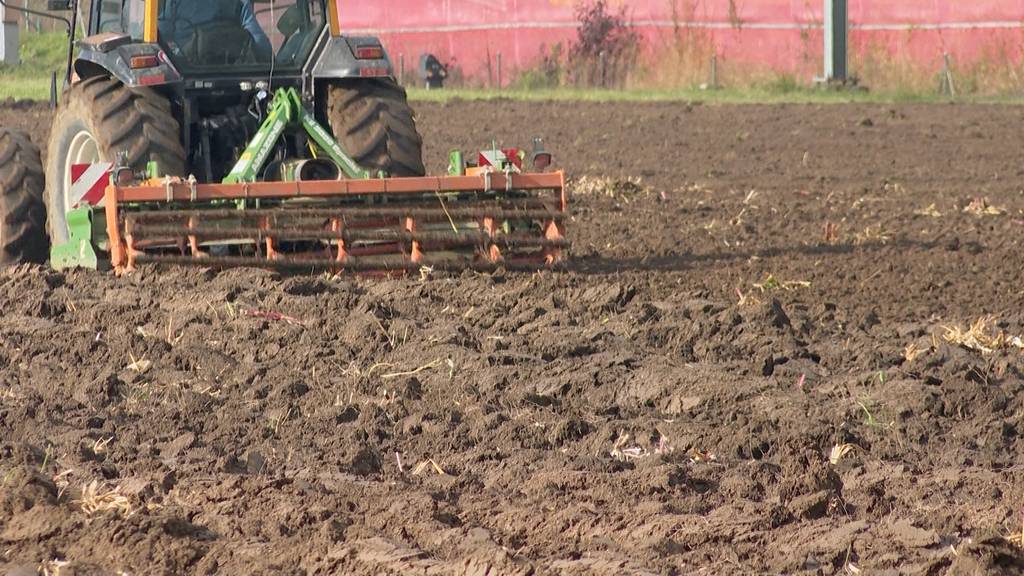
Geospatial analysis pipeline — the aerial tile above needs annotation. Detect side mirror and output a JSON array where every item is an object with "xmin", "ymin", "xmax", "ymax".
[{"xmin": 46, "ymin": 0, "xmax": 73, "ymax": 10}]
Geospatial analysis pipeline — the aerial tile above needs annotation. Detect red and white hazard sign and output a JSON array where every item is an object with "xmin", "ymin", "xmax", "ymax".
[
  {"xmin": 70, "ymin": 163, "xmax": 113, "ymax": 208},
  {"xmin": 478, "ymin": 148, "xmax": 522, "ymax": 172}
]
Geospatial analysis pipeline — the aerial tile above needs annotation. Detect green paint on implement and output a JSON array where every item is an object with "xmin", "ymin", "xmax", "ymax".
[
  {"xmin": 223, "ymin": 87, "xmax": 372, "ymax": 183},
  {"xmin": 50, "ymin": 206, "xmax": 99, "ymax": 270},
  {"xmin": 448, "ymin": 150, "xmax": 465, "ymax": 176}
]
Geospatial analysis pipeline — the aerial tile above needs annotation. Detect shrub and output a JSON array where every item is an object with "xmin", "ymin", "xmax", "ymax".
[{"xmin": 568, "ymin": 0, "xmax": 640, "ymax": 88}]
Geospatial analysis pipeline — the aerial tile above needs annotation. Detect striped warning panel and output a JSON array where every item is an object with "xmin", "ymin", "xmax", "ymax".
[{"xmin": 70, "ymin": 163, "xmax": 112, "ymax": 208}]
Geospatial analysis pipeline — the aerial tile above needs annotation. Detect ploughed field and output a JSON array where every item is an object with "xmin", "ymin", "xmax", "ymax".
[{"xmin": 2, "ymin": 98, "xmax": 1024, "ymax": 575}]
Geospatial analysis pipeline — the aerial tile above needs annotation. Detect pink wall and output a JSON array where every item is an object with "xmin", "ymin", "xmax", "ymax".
[{"xmin": 337, "ymin": 1, "xmax": 1024, "ymax": 82}]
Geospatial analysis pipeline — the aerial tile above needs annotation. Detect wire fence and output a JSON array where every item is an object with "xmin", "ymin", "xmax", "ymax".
[{"xmin": 5, "ymin": 0, "xmax": 67, "ymax": 32}]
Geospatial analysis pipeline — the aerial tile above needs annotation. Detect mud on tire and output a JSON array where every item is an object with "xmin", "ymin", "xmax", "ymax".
[
  {"xmin": 0, "ymin": 129, "xmax": 48, "ymax": 265},
  {"xmin": 326, "ymin": 79, "xmax": 426, "ymax": 177},
  {"xmin": 45, "ymin": 76, "xmax": 186, "ymax": 244}
]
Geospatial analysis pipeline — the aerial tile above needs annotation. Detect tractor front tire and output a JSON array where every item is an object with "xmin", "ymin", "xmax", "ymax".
[
  {"xmin": 45, "ymin": 77, "xmax": 186, "ymax": 245},
  {"xmin": 326, "ymin": 79, "xmax": 426, "ymax": 177},
  {"xmin": 0, "ymin": 129, "xmax": 48, "ymax": 266}
]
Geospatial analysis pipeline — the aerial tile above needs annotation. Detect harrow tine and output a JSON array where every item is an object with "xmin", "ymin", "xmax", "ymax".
[{"xmin": 331, "ymin": 218, "xmax": 348, "ymax": 263}]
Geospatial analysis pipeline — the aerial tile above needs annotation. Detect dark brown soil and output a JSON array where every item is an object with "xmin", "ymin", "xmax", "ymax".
[{"xmin": 3, "ymin": 98, "xmax": 1024, "ymax": 575}]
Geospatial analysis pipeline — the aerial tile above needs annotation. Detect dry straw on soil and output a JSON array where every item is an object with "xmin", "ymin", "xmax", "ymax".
[
  {"xmin": 943, "ymin": 316, "xmax": 1024, "ymax": 355},
  {"xmin": 73, "ymin": 481, "xmax": 132, "ymax": 517},
  {"xmin": 572, "ymin": 175, "xmax": 649, "ymax": 198},
  {"xmin": 963, "ymin": 197, "xmax": 1007, "ymax": 217}
]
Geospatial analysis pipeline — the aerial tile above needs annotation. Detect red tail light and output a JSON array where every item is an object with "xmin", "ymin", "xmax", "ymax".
[{"xmin": 355, "ymin": 46, "xmax": 384, "ymax": 60}]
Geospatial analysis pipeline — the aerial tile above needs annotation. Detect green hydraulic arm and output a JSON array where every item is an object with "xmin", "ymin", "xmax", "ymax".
[{"xmin": 223, "ymin": 87, "xmax": 372, "ymax": 184}]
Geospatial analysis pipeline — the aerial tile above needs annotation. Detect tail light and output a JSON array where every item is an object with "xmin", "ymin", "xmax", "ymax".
[
  {"xmin": 130, "ymin": 55, "xmax": 160, "ymax": 69},
  {"xmin": 355, "ymin": 45, "xmax": 384, "ymax": 60},
  {"xmin": 359, "ymin": 67, "xmax": 389, "ymax": 77}
]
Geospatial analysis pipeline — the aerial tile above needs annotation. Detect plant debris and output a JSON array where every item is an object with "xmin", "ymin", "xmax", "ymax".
[
  {"xmin": 74, "ymin": 480, "xmax": 132, "ymax": 517},
  {"xmin": 943, "ymin": 316, "xmax": 1024, "ymax": 355},
  {"xmin": 914, "ymin": 203, "xmax": 943, "ymax": 218},
  {"xmin": 963, "ymin": 197, "xmax": 1006, "ymax": 216},
  {"xmin": 829, "ymin": 443, "xmax": 856, "ymax": 466},
  {"xmin": 411, "ymin": 458, "xmax": 447, "ymax": 476},
  {"xmin": 753, "ymin": 274, "xmax": 811, "ymax": 293}
]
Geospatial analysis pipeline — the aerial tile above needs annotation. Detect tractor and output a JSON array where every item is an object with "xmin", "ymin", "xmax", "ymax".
[{"xmin": 0, "ymin": 0, "xmax": 567, "ymax": 273}]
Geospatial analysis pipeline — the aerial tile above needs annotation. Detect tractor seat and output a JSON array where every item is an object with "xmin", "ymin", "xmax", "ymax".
[
  {"xmin": 183, "ymin": 20, "xmax": 252, "ymax": 66},
  {"xmin": 275, "ymin": 5, "xmax": 308, "ymax": 63}
]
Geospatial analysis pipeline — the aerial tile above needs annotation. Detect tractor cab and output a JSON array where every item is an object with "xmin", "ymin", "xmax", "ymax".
[
  {"xmin": 93, "ymin": 0, "xmax": 326, "ymax": 73},
  {"xmin": 57, "ymin": 0, "xmax": 398, "ymax": 185}
]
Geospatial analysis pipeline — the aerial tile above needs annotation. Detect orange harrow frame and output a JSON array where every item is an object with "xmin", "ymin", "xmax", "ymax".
[{"xmin": 103, "ymin": 171, "xmax": 568, "ymax": 274}]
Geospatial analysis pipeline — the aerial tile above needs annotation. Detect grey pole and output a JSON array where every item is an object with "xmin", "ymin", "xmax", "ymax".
[
  {"xmin": 710, "ymin": 53, "xmax": 719, "ymax": 89},
  {"xmin": 0, "ymin": 1, "xmax": 20, "ymax": 65},
  {"xmin": 496, "ymin": 51, "xmax": 502, "ymax": 90},
  {"xmin": 599, "ymin": 50, "xmax": 607, "ymax": 88},
  {"xmin": 824, "ymin": 0, "xmax": 848, "ymax": 82}
]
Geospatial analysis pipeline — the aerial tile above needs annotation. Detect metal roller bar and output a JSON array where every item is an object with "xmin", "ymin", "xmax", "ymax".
[
  {"xmin": 132, "ymin": 254, "xmax": 559, "ymax": 272},
  {"xmin": 128, "ymin": 226, "xmax": 570, "ymax": 247},
  {"xmin": 123, "ymin": 206, "xmax": 565, "ymax": 222}
]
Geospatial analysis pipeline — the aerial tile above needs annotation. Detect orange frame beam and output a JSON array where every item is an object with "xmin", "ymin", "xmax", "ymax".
[{"xmin": 107, "ymin": 172, "xmax": 566, "ymax": 208}]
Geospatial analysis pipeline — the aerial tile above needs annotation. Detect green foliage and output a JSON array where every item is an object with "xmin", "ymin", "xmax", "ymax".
[
  {"xmin": 0, "ymin": 31, "xmax": 67, "ymax": 78},
  {"xmin": 514, "ymin": 68, "xmax": 557, "ymax": 91},
  {"xmin": 512, "ymin": 43, "xmax": 564, "ymax": 90},
  {"xmin": 0, "ymin": 78, "xmax": 52, "ymax": 100},
  {"xmin": 757, "ymin": 74, "xmax": 801, "ymax": 94},
  {"xmin": 0, "ymin": 32, "xmax": 67, "ymax": 100}
]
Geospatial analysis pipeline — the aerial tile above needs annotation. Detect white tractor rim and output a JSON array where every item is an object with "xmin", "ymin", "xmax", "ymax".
[{"xmin": 63, "ymin": 130, "xmax": 101, "ymax": 213}]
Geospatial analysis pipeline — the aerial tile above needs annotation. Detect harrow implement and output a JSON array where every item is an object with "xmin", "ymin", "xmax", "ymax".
[{"xmin": 101, "ymin": 171, "xmax": 568, "ymax": 274}]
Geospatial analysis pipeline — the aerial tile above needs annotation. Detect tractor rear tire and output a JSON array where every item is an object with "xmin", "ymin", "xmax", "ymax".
[
  {"xmin": 45, "ymin": 76, "xmax": 186, "ymax": 245},
  {"xmin": 0, "ymin": 129, "xmax": 48, "ymax": 265},
  {"xmin": 326, "ymin": 79, "xmax": 425, "ymax": 177}
]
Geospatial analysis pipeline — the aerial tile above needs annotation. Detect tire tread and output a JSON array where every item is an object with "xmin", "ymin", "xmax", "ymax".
[
  {"xmin": 0, "ymin": 129, "xmax": 48, "ymax": 265},
  {"xmin": 326, "ymin": 79, "xmax": 425, "ymax": 177}
]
